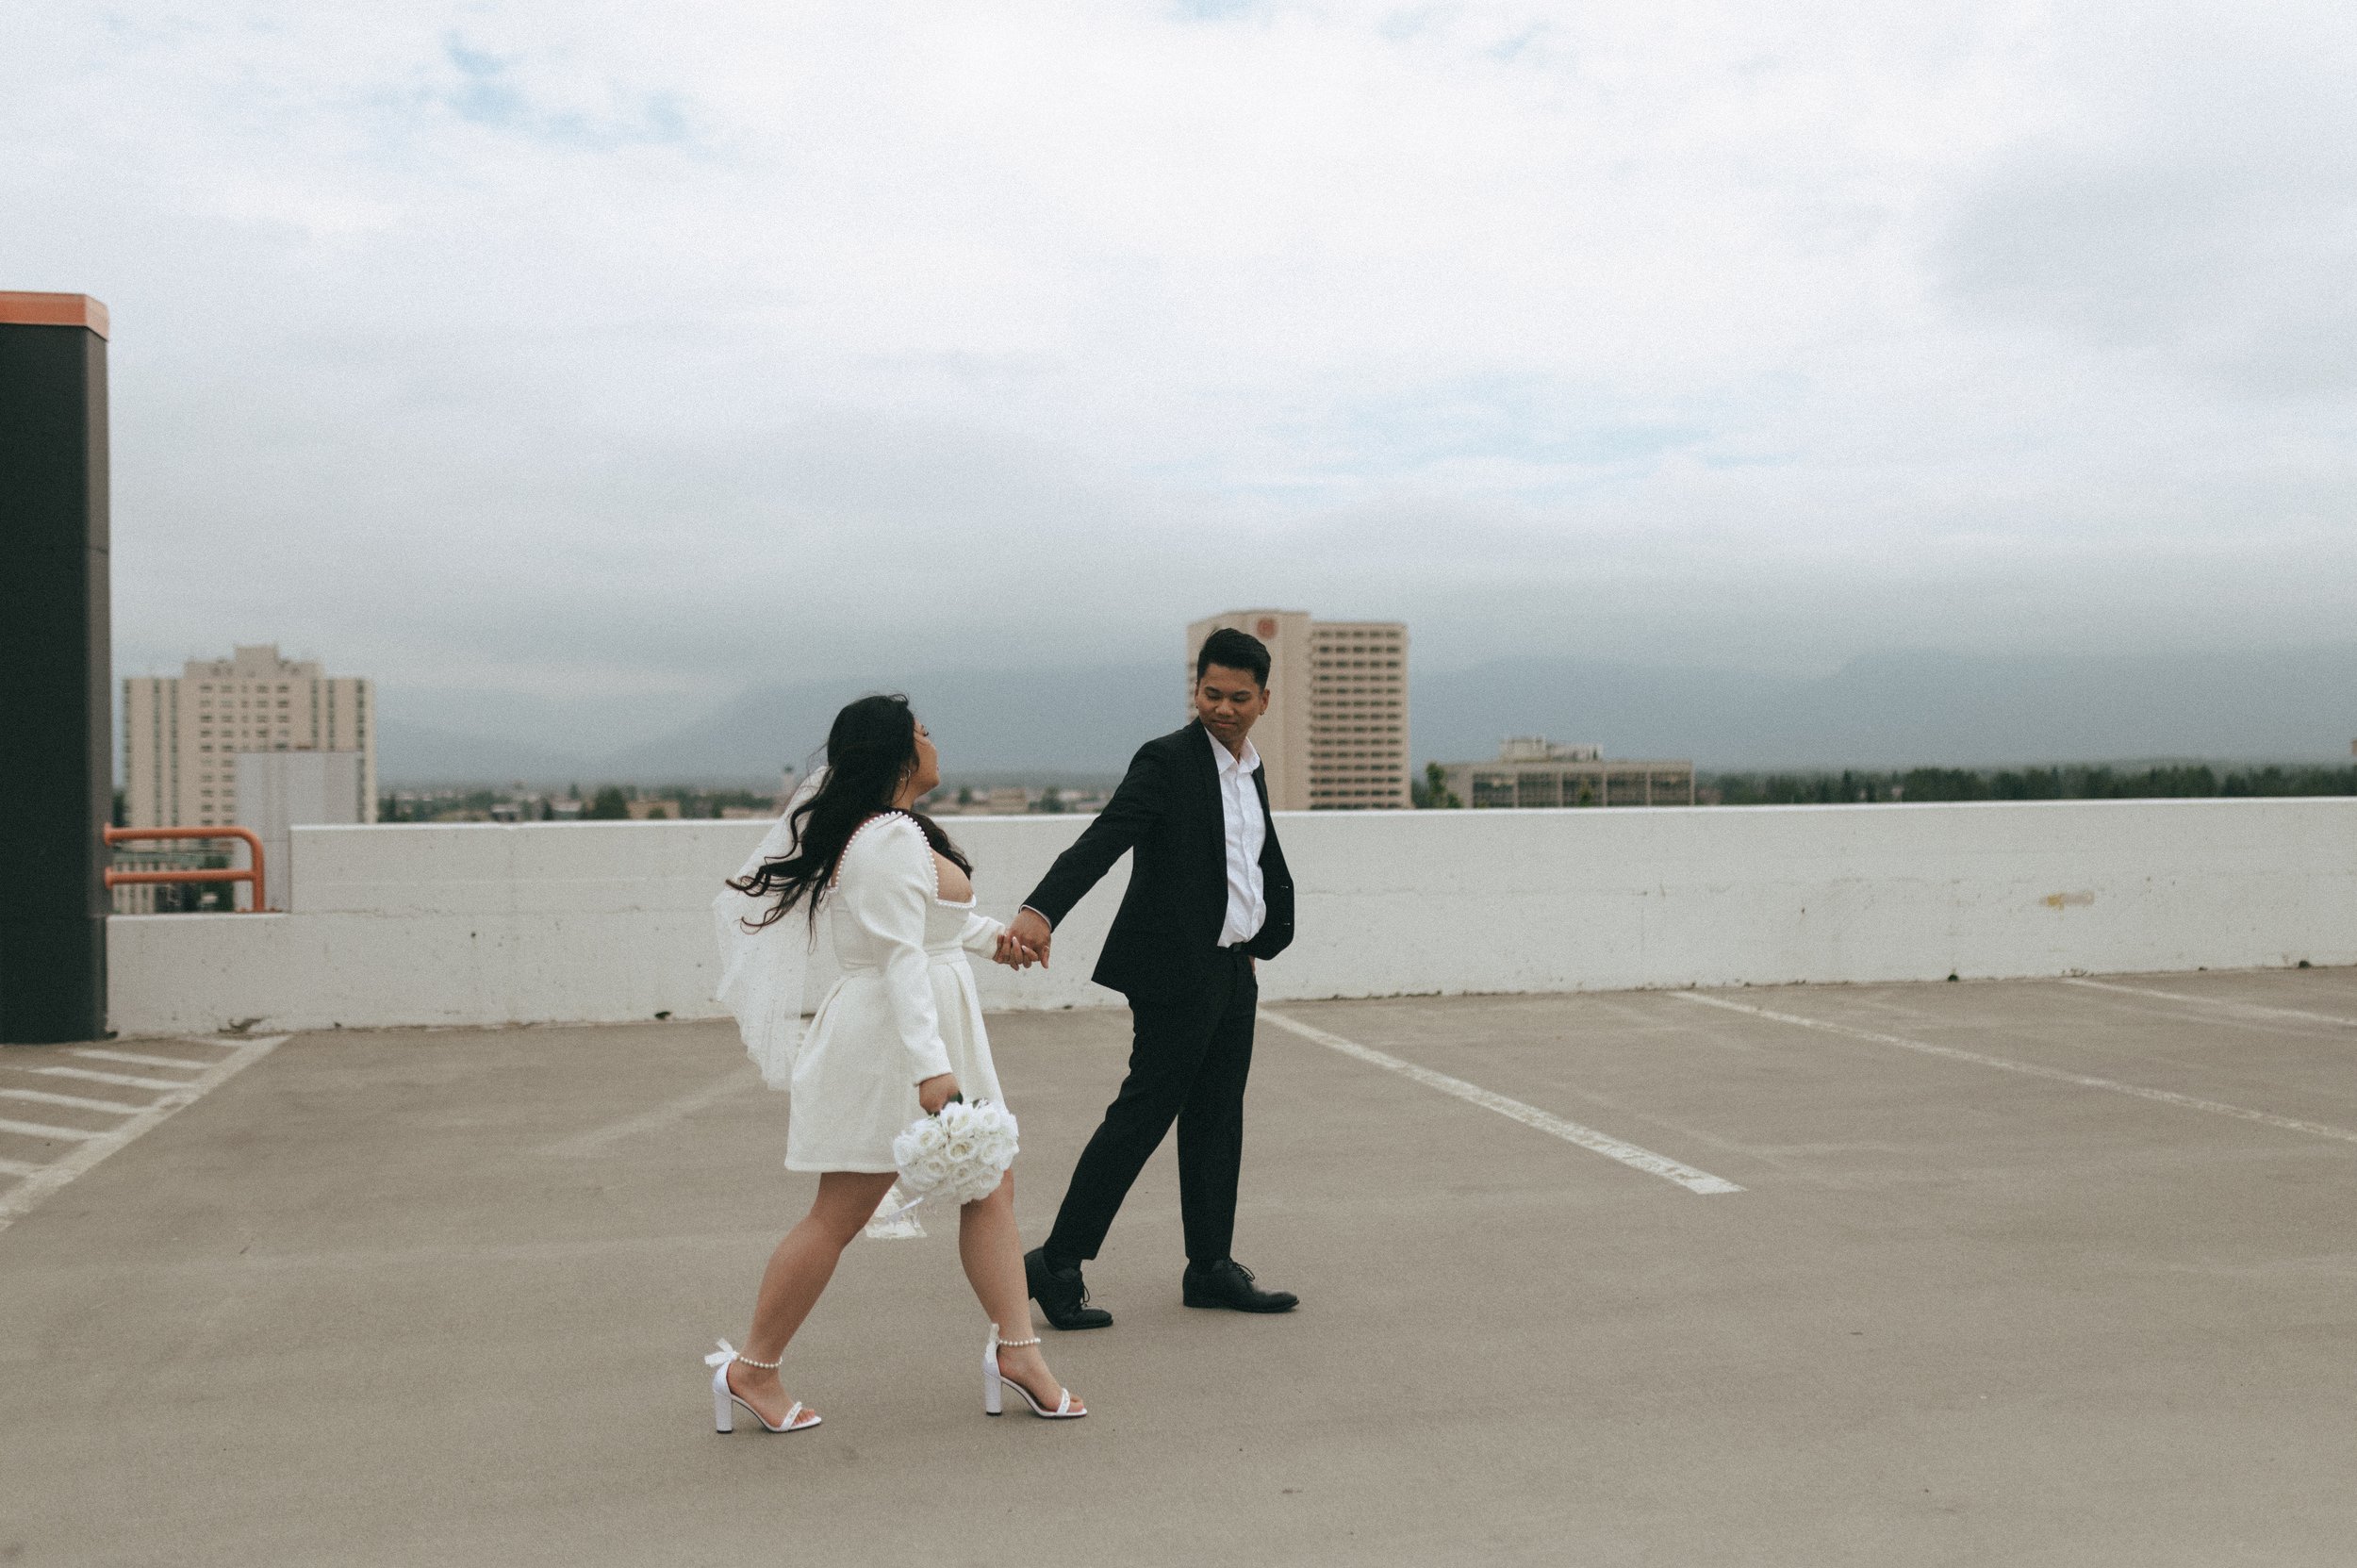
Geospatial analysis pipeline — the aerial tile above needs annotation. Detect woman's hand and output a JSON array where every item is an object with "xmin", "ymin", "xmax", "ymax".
[
  {"xmin": 917, "ymin": 1073, "xmax": 960, "ymax": 1115},
  {"xmin": 993, "ymin": 930, "xmax": 1040, "ymax": 968},
  {"xmin": 1005, "ymin": 908, "xmax": 1053, "ymax": 966}
]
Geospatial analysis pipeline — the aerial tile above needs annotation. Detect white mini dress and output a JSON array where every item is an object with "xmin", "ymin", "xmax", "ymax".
[{"xmin": 783, "ymin": 813, "xmax": 1009, "ymax": 1173}]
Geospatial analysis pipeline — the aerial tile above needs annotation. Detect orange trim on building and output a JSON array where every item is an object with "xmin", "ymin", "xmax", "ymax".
[{"xmin": 0, "ymin": 291, "xmax": 110, "ymax": 338}]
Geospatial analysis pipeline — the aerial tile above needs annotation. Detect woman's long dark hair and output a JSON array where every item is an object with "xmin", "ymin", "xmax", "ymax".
[{"xmin": 728, "ymin": 693, "xmax": 971, "ymax": 932}]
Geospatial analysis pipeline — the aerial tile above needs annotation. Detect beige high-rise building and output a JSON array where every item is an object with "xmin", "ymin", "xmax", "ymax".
[
  {"xmin": 123, "ymin": 645, "xmax": 377, "ymax": 830},
  {"xmin": 1185, "ymin": 611, "xmax": 1410, "ymax": 811}
]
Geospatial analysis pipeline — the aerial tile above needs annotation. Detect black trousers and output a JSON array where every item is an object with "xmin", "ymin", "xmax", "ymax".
[{"xmin": 1045, "ymin": 948, "xmax": 1258, "ymax": 1267}]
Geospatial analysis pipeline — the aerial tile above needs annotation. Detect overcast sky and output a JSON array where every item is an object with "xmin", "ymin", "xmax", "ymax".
[{"xmin": 8, "ymin": 1, "xmax": 2355, "ymax": 710}]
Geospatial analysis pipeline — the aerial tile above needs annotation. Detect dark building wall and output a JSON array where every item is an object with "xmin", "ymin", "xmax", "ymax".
[{"xmin": 0, "ymin": 311, "xmax": 110, "ymax": 1042}]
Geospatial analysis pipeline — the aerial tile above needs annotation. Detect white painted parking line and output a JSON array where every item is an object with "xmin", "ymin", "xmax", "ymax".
[
  {"xmin": 0, "ymin": 1087, "xmax": 154, "ymax": 1114},
  {"xmin": 0, "ymin": 1157, "xmax": 41, "ymax": 1179},
  {"xmin": 1673, "ymin": 993, "xmax": 2357, "ymax": 1148},
  {"xmin": 28, "ymin": 1065, "xmax": 192, "ymax": 1092},
  {"xmin": 73, "ymin": 1048, "xmax": 218, "ymax": 1071},
  {"xmin": 1261, "ymin": 1009, "xmax": 1744, "ymax": 1195},
  {"xmin": 2061, "ymin": 978, "xmax": 2357, "ymax": 1030},
  {"xmin": 0, "ymin": 1036, "xmax": 288, "ymax": 1237},
  {"xmin": 0, "ymin": 1117, "xmax": 103, "ymax": 1143}
]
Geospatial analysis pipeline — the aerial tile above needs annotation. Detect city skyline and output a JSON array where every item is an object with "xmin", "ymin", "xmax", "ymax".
[{"xmin": 339, "ymin": 639, "xmax": 2357, "ymax": 789}]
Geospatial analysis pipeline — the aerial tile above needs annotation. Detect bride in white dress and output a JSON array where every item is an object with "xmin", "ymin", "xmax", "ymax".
[{"xmin": 707, "ymin": 694, "xmax": 1083, "ymax": 1432}]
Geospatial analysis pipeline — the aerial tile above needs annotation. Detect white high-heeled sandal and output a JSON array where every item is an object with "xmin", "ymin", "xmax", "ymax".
[
  {"xmin": 704, "ymin": 1340, "xmax": 822, "ymax": 1434},
  {"xmin": 983, "ymin": 1324, "xmax": 1084, "ymax": 1419}
]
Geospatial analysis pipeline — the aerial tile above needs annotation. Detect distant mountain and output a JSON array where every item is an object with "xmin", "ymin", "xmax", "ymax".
[
  {"xmin": 378, "ymin": 663, "xmax": 1183, "ymax": 786},
  {"xmin": 375, "ymin": 685, "xmax": 717, "ymax": 786},
  {"xmin": 377, "ymin": 644, "xmax": 2357, "ymax": 785},
  {"xmin": 1411, "ymin": 644, "xmax": 2357, "ymax": 768},
  {"xmin": 384, "ymin": 687, "xmax": 692, "ymax": 760},
  {"xmin": 597, "ymin": 663, "xmax": 1181, "ymax": 783},
  {"xmin": 374, "ymin": 718, "xmax": 604, "ymax": 788}
]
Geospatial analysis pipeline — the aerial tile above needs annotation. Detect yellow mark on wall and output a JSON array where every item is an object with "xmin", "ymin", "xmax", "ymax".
[{"xmin": 2041, "ymin": 891, "xmax": 2096, "ymax": 910}]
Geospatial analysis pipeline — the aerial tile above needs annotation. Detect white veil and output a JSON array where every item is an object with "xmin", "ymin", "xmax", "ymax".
[{"xmin": 713, "ymin": 769, "xmax": 826, "ymax": 1090}]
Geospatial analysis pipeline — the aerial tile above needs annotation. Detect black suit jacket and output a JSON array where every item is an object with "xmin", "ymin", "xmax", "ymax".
[{"xmin": 1021, "ymin": 721, "xmax": 1295, "ymax": 1004}]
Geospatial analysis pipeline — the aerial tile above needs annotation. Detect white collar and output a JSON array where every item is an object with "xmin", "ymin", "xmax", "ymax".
[{"xmin": 1207, "ymin": 726, "xmax": 1260, "ymax": 779}]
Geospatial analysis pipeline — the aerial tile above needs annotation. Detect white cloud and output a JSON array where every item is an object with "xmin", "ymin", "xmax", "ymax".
[
  {"xmin": 4, "ymin": 0, "xmax": 2352, "ymax": 705},
  {"xmin": 1939, "ymin": 6, "xmax": 2357, "ymax": 397}
]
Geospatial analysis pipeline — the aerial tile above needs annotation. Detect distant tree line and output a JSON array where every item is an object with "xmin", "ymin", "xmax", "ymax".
[
  {"xmin": 378, "ymin": 784, "xmax": 784, "ymax": 822},
  {"xmin": 1412, "ymin": 761, "xmax": 1462, "ymax": 809},
  {"xmin": 1705, "ymin": 764, "xmax": 2357, "ymax": 806}
]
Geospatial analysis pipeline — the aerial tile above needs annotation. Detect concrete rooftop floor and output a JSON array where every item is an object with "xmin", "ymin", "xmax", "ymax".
[{"xmin": 4, "ymin": 967, "xmax": 2355, "ymax": 1566}]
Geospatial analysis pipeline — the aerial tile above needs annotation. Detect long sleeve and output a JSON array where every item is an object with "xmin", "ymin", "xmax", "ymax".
[
  {"xmin": 1021, "ymin": 740, "xmax": 1172, "ymax": 927},
  {"xmin": 841, "ymin": 817, "xmax": 955, "ymax": 1084},
  {"xmin": 957, "ymin": 910, "xmax": 1007, "ymax": 957}
]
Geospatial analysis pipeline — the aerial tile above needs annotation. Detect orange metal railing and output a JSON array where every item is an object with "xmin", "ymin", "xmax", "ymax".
[{"xmin": 104, "ymin": 826, "xmax": 268, "ymax": 912}]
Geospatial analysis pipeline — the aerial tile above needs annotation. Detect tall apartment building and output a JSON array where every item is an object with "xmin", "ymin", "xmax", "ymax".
[
  {"xmin": 123, "ymin": 644, "xmax": 376, "ymax": 830},
  {"xmin": 1184, "ymin": 610, "xmax": 1410, "ymax": 811}
]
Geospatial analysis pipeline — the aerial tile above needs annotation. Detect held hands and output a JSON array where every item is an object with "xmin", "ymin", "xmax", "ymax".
[
  {"xmin": 991, "ymin": 930, "xmax": 1046, "ymax": 969},
  {"xmin": 1001, "ymin": 908, "xmax": 1054, "ymax": 970},
  {"xmin": 917, "ymin": 1072, "xmax": 960, "ymax": 1115}
]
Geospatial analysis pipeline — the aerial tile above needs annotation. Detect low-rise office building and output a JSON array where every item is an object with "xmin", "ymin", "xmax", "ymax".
[{"xmin": 1441, "ymin": 736, "xmax": 1695, "ymax": 809}]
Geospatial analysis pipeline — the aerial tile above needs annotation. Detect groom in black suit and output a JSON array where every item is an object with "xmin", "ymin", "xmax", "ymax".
[{"xmin": 1005, "ymin": 627, "xmax": 1299, "ymax": 1327}]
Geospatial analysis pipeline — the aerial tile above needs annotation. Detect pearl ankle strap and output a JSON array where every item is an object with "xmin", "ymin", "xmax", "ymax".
[
  {"xmin": 704, "ymin": 1337, "xmax": 782, "ymax": 1370},
  {"xmin": 995, "ymin": 1333, "xmax": 1043, "ymax": 1350}
]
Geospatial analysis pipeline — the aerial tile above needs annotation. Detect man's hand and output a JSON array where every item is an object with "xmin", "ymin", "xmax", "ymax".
[
  {"xmin": 991, "ymin": 930, "xmax": 1041, "ymax": 969},
  {"xmin": 1006, "ymin": 908, "xmax": 1054, "ymax": 968},
  {"xmin": 917, "ymin": 1072, "xmax": 960, "ymax": 1114}
]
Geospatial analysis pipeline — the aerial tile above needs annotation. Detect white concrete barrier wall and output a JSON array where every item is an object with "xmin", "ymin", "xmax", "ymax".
[{"xmin": 107, "ymin": 800, "xmax": 2357, "ymax": 1036}]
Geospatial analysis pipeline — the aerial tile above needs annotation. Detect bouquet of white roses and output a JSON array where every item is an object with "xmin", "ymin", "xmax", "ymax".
[{"xmin": 890, "ymin": 1097, "xmax": 1021, "ymax": 1210}]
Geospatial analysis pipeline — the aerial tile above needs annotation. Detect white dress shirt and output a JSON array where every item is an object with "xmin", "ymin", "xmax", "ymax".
[{"xmin": 1210, "ymin": 728, "xmax": 1268, "ymax": 948}]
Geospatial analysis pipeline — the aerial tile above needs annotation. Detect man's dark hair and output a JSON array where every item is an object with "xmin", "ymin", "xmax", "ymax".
[{"xmin": 1196, "ymin": 627, "xmax": 1272, "ymax": 687}]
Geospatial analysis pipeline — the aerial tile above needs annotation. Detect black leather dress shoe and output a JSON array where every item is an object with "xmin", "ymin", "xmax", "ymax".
[
  {"xmin": 1181, "ymin": 1258, "xmax": 1298, "ymax": 1313},
  {"xmin": 1026, "ymin": 1246, "xmax": 1113, "ymax": 1330}
]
